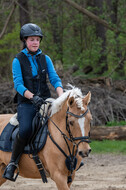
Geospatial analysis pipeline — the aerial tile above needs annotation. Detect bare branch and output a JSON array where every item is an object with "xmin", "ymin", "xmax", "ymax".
[
  {"xmin": 15, "ymin": 0, "xmax": 29, "ymax": 14},
  {"xmin": 0, "ymin": 2, "xmax": 17, "ymax": 39},
  {"xmin": 107, "ymin": 54, "xmax": 126, "ymax": 78},
  {"xmin": 63, "ymin": 0, "xmax": 126, "ymax": 35}
]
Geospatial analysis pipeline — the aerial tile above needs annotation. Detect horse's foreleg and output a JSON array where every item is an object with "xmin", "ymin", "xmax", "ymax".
[
  {"xmin": 56, "ymin": 179, "xmax": 70, "ymax": 190},
  {"xmin": 52, "ymin": 171, "xmax": 70, "ymax": 190},
  {"xmin": 56, "ymin": 172, "xmax": 75, "ymax": 189},
  {"xmin": 0, "ymin": 163, "xmax": 7, "ymax": 186}
]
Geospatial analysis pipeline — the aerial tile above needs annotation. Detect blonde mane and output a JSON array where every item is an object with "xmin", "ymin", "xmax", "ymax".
[{"xmin": 50, "ymin": 85, "xmax": 85, "ymax": 117}]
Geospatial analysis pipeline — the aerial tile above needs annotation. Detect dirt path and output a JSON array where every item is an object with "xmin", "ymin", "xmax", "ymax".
[{"xmin": 1, "ymin": 154, "xmax": 126, "ymax": 190}]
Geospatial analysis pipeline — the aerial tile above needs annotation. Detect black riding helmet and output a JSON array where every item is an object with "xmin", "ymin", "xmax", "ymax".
[{"xmin": 20, "ymin": 23, "xmax": 43, "ymax": 41}]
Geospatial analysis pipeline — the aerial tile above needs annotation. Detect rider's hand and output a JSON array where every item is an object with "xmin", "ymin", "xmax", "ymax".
[{"xmin": 30, "ymin": 95, "xmax": 46, "ymax": 109}]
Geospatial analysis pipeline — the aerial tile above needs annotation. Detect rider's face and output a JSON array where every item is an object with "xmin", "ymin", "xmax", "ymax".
[{"xmin": 26, "ymin": 36, "xmax": 40, "ymax": 52}]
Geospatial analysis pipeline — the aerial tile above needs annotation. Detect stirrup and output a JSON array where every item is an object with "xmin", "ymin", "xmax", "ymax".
[{"xmin": 3, "ymin": 162, "xmax": 19, "ymax": 182}]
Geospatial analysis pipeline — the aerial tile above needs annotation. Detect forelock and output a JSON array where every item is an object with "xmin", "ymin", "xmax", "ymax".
[
  {"xmin": 69, "ymin": 88, "xmax": 85, "ymax": 111},
  {"xmin": 50, "ymin": 85, "xmax": 85, "ymax": 116}
]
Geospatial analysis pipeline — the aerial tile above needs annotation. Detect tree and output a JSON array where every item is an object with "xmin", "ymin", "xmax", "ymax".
[
  {"xmin": 0, "ymin": 2, "xmax": 17, "ymax": 39},
  {"xmin": 18, "ymin": 0, "xmax": 30, "ymax": 26},
  {"xmin": 91, "ymin": 0, "xmax": 107, "ymax": 74},
  {"xmin": 47, "ymin": 0, "xmax": 63, "ymax": 62}
]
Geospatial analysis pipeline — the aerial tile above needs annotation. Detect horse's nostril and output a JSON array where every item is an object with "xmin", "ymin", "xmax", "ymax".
[
  {"xmin": 79, "ymin": 149, "xmax": 91, "ymax": 158},
  {"xmin": 89, "ymin": 149, "xmax": 91, "ymax": 154},
  {"xmin": 79, "ymin": 151, "xmax": 83, "ymax": 157}
]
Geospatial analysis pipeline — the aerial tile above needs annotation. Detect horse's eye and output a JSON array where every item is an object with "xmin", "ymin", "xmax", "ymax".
[{"xmin": 69, "ymin": 121, "xmax": 74, "ymax": 126}]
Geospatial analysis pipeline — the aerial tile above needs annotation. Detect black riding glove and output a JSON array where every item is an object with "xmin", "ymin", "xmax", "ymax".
[{"xmin": 30, "ymin": 95, "xmax": 46, "ymax": 109}]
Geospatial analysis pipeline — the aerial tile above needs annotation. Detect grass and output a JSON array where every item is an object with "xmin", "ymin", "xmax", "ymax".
[
  {"xmin": 91, "ymin": 140, "xmax": 126, "ymax": 154},
  {"xmin": 106, "ymin": 120, "xmax": 126, "ymax": 126}
]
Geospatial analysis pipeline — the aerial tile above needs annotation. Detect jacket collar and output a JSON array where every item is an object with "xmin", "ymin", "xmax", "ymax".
[{"xmin": 21, "ymin": 48, "xmax": 42, "ymax": 57}]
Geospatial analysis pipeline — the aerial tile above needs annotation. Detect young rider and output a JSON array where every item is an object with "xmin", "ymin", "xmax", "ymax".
[{"xmin": 3, "ymin": 23, "xmax": 63, "ymax": 181}]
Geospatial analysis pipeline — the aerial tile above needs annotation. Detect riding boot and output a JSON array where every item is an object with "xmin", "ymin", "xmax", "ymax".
[{"xmin": 3, "ymin": 133, "xmax": 27, "ymax": 181}]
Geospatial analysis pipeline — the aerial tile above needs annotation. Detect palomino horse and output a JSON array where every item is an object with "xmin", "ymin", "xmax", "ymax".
[{"xmin": 0, "ymin": 86, "xmax": 92, "ymax": 189}]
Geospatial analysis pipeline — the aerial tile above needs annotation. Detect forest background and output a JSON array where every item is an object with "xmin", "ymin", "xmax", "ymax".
[
  {"xmin": 0, "ymin": 0, "xmax": 126, "ymax": 79},
  {"xmin": 0, "ymin": 0, "xmax": 126, "ymax": 128}
]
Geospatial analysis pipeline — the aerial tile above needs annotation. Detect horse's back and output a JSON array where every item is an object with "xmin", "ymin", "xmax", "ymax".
[{"xmin": 0, "ymin": 114, "xmax": 13, "ymax": 134}]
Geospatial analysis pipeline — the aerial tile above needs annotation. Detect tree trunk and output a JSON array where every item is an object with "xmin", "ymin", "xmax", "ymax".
[
  {"xmin": 48, "ymin": 0, "xmax": 63, "ymax": 63},
  {"xmin": 107, "ymin": 0, "xmax": 124, "ymax": 77},
  {"xmin": 94, "ymin": 0, "xmax": 107, "ymax": 74},
  {"xmin": 18, "ymin": 0, "xmax": 30, "ymax": 26},
  {"xmin": 90, "ymin": 125, "xmax": 126, "ymax": 140},
  {"xmin": 87, "ymin": 0, "xmax": 107, "ymax": 75}
]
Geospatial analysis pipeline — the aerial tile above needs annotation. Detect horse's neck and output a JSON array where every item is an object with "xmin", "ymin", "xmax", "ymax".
[
  {"xmin": 48, "ymin": 102, "xmax": 76, "ymax": 157},
  {"xmin": 49, "ymin": 101, "xmax": 70, "ymax": 145},
  {"xmin": 50, "ymin": 101, "xmax": 67, "ymax": 132}
]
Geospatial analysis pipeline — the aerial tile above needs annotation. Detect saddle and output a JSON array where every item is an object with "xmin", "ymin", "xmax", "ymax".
[
  {"xmin": 0, "ymin": 115, "xmax": 48, "ymax": 155},
  {"xmin": 0, "ymin": 98, "xmax": 54, "ymax": 154}
]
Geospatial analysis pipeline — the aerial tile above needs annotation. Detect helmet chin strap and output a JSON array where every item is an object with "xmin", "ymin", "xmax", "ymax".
[{"xmin": 27, "ymin": 49, "xmax": 38, "ymax": 55}]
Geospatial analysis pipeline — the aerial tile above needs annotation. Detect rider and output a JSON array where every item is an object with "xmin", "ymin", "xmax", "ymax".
[{"xmin": 3, "ymin": 23, "xmax": 63, "ymax": 181}]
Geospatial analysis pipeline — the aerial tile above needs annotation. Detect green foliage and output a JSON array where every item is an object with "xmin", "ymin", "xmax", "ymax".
[
  {"xmin": 91, "ymin": 140, "xmax": 126, "ymax": 154},
  {"xmin": 106, "ymin": 29, "xmax": 126, "ymax": 79},
  {"xmin": 106, "ymin": 120, "xmax": 126, "ymax": 126},
  {"xmin": 62, "ymin": 11, "xmax": 102, "ymax": 72},
  {"xmin": 0, "ymin": 23, "xmax": 20, "ymax": 55},
  {"xmin": 0, "ymin": 23, "xmax": 20, "ymax": 78},
  {"xmin": 0, "ymin": 0, "xmax": 126, "ymax": 80}
]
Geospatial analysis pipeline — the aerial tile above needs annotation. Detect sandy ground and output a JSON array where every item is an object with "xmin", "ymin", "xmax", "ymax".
[{"xmin": 1, "ymin": 154, "xmax": 126, "ymax": 190}]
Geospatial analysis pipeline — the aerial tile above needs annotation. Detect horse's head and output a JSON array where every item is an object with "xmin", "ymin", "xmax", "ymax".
[{"xmin": 67, "ymin": 91, "xmax": 92, "ymax": 158}]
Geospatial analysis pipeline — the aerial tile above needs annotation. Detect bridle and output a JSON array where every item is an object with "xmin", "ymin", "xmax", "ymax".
[
  {"xmin": 46, "ymin": 105, "xmax": 91, "ymax": 183},
  {"xmin": 47, "ymin": 107, "xmax": 90, "ymax": 146},
  {"xmin": 66, "ymin": 107, "xmax": 90, "ymax": 144}
]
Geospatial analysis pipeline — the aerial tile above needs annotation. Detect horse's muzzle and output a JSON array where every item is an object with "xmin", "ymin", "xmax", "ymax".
[{"xmin": 79, "ymin": 149, "xmax": 91, "ymax": 158}]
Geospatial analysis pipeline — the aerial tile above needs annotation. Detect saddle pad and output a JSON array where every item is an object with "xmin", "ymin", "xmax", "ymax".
[{"xmin": 0, "ymin": 122, "xmax": 48, "ymax": 154}]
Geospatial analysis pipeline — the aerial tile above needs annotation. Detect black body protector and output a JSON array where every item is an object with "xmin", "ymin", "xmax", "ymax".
[{"xmin": 16, "ymin": 52, "xmax": 51, "ymax": 104}]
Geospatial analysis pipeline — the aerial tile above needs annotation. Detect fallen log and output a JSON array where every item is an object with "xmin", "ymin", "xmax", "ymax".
[{"xmin": 90, "ymin": 125, "xmax": 126, "ymax": 140}]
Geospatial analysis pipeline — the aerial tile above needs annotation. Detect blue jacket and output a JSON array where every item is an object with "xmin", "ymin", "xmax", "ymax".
[{"xmin": 12, "ymin": 48, "xmax": 63, "ymax": 96}]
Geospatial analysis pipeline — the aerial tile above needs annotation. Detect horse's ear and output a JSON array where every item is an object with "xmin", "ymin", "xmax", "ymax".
[
  {"xmin": 83, "ymin": 91, "xmax": 91, "ymax": 105},
  {"xmin": 68, "ymin": 97, "xmax": 75, "ymax": 107}
]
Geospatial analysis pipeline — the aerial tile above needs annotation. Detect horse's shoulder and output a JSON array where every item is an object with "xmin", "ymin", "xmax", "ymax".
[{"xmin": 0, "ymin": 114, "xmax": 13, "ymax": 121}]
